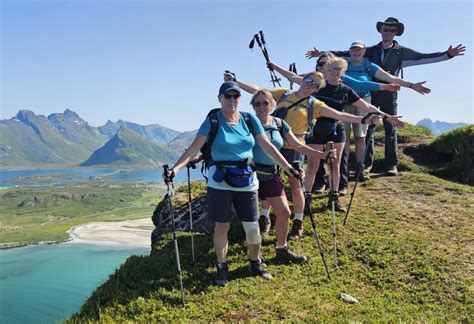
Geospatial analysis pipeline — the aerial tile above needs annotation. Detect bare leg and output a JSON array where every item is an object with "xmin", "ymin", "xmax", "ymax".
[
  {"xmin": 288, "ymin": 176, "xmax": 304, "ymax": 214},
  {"xmin": 354, "ymin": 136, "xmax": 366, "ymax": 163},
  {"xmin": 214, "ymin": 222, "xmax": 230, "ymax": 263},
  {"xmin": 267, "ymin": 195, "xmax": 291, "ymax": 246},
  {"xmin": 260, "ymin": 199, "xmax": 270, "ymax": 211},
  {"xmin": 247, "ymin": 243, "xmax": 260, "ymax": 261},
  {"xmin": 304, "ymin": 144, "xmax": 325, "ymax": 192}
]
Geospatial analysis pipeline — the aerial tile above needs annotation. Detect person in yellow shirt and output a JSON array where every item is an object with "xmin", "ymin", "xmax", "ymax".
[{"xmin": 223, "ymin": 71, "xmax": 380, "ymax": 240}]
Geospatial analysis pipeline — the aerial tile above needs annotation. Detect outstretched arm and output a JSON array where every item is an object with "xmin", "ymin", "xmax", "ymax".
[
  {"xmin": 351, "ymin": 100, "xmax": 406, "ymax": 128},
  {"xmin": 342, "ymin": 75, "xmax": 400, "ymax": 93},
  {"xmin": 268, "ymin": 61, "xmax": 304, "ymax": 85},
  {"xmin": 320, "ymin": 106, "xmax": 381, "ymax": 125},
  {"xmin": 401, "ymin": 44, "xmax": 466, "ymax": 68},
  {"xmin": 223, "ymin": 72, "xmax": 260, "ymax": 94},
  {"xmin": 168, "ymin": 135, "xmax": 207, "ymax": 177},
  {"xmin": 284, "ymin": 130, "xmax": 331, "ymax": 160},
  {"xmin": 374, "ymin": 69, "xmax": 431, "ymax": 95},
  {"xmin": 305, "ymin": 47, "xmax": 350, "ymax": 59}
]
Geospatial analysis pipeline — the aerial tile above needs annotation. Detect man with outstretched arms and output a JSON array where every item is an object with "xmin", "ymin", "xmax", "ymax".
[{"xmin": 306, "ymin": 17, "xmax": 465, "ymax": 176}]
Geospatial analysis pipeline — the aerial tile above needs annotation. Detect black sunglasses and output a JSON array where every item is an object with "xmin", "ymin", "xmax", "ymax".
[
  {"xmin": 317, "ymin": 61, "xmax": 326, "ymax": 67},
  {"xmin": 253, "ymin": 101, "xmax": 270, "ymax": 108},
  {"xmin": 382, "ymin": 28, "xmax": 398, "ymax": 33},
  {"xmin": 223, "ymin": 93, "xmax": 241, "ymax": 99}
]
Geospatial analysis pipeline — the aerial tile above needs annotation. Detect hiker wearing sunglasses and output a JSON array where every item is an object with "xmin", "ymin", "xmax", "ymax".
[
  {"xmin": 163, "ymin": 81, "xmax": 305, "ymax": 287},
  {"xmin": 268, "ymin": 58, "xmax": 400, "ymax": 213},
  {"xmin": 224, "ymin": 72, "xmax": 381, "ymax": 240},
  {"xmin": 306, "ymin": 17, "xmax": 465, "ymax": 177},
  {"xmin": 250, "ymin": 89, "xmax": 336, "ymax": 262},
  {"xmin": 310, "ymin": 52, "xmax": 402, "ymax": 194}
]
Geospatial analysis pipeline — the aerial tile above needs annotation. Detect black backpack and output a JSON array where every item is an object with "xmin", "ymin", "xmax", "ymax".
[
  {"xmin": 264, "ymin": 116, "xmax": 285, "ymax": 141},
  {"xmin": 200, "ymin": 108, "xmax": 255, "ymax": 179}
]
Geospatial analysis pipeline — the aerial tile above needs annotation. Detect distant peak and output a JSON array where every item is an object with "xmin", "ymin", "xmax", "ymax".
[
  {"xmin": 16, "ymin": 110, "xmax": 36, "ymax": 122},
  {"xmin": 64, "ymin": 109, "xmax": 79, "ymax": 117}
]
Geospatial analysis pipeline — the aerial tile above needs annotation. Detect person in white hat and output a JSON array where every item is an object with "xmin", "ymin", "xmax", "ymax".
[{"xmin": 305, "ymin": 17, "xmax": 466, "ymax": 176}]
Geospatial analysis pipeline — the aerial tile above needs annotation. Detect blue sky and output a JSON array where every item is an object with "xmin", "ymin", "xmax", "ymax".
[{"xmin": 1, "ymin": 0, "xmax": 472, "ymax": 131}]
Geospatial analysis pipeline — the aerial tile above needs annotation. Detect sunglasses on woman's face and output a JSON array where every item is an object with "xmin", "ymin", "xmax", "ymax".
[
  {"xmin": 328, "ymin": 66, "xmax": 343, "ymax": 72},
  {"xmin": 382, "ymin": 28, "xmax": 398, "ymax": 33},
  {"xmin": 303, "ymin": 76, "xmax": 321, "ymax": 89},
  {"xmin": 317, "ymin": 61, "xmax": 326, "ymax": 67},
  {"xmin": 253, "ymin": 101, "xmax": 270, "ymax": 108},
  {"xmin": 223, "ymin": 93, "xmax": 241, "ymax": 100}
]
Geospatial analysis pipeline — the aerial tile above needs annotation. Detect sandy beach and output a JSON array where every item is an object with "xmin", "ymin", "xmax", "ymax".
[{"xmin": 67, "ymin": 218, "xmax": 154, "ymax": 248}]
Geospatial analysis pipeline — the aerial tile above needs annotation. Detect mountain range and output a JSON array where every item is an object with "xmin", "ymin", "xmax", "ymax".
[
  {"xmin": 0, "ymin": 109, "xmax": 195, "ymax": 167},
  {"xmin": 416, "ymin": 118, "xmax": 469, "ymax": 135}
]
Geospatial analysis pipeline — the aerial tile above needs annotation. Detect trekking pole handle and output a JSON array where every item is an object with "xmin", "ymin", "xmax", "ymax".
[
  {"xmin": 361, "ymin": 112, "xmax": 381, "ymax": 125},
  {"xmin": 186, "ymin": 161, "xmax": 196, "ymax": 170},
  {"xmin": 254, "ymin": 33, "xmax": 262, "ymax": 47},
  {"xmin": 259, "ymin": 30, "xmax": 266, "ymax": 45},
  {"xmin": 325, "ymin": 141, "xmax": 335, "ymax": 162},
  {"xmin": 224, "ymin": 70, "xmax": 237, "ymax": 81},
  {"xmin": 163, "ymin": 164, "xmax": 175, "ymax": 185}
]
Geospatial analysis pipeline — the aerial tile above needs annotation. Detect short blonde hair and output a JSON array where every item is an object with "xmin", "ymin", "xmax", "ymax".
[
  {"xmin": 250, "ymin": 89, "xmax": 276, "ymax": 109},
  {"xmin": 325, "ymin": 57, "xmax": 348, "ymax": 73},
  {"xmin": 304, "ymin": 71, "xmax": 327, "ymax": 90}
]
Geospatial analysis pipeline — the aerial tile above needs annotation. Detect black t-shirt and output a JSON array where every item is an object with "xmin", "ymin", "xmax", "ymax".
[{"xmin": 312, "ymin": 83, "xmax": 359, "ymax": 125}]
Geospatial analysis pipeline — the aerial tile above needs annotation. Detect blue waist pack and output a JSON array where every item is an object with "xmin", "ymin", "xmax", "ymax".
[{"xmin": 212, "ymin": 161, "xmax": 255, "ymax": 188}]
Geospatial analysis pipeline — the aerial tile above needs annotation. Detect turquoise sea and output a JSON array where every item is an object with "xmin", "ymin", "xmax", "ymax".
[
  {"xmin": 0, "ymin": 244, "xmax": 149, "ymax": 323},
  {"xmin": 0, "ymin": 167, "xmax": 202, "ymax": 187}
]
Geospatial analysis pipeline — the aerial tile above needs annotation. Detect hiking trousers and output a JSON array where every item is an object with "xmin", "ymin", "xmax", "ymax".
[{"xmin": 365, "ymin": 91, "xmax": 398, "ymax": 169}]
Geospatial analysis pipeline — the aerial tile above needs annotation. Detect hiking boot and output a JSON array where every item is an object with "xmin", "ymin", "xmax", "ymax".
[
  {"xmin": 288, "ymin": 219, "xmax": 303, "ymax": 240},
  {"xmin": 339, "ymin": 187, "xmax": 348, "ymax": 196},
  {"xmin": 249, "ymin": 260, "xmax": 273, "ymax": 280},
  {"xmin": 387, "ymin": 165, "xmax": 398, "ymax": 176},
  {"xmin": 327, "ymin": 193, "xmax": 347, "ymax": 213},
  {"xmin": 276, "ymin": 246, "xmax": 307, "ymax": 264},
  {"xmin": 304, "ymin": 193, "xmax": 312, "ymax": 215},
  {"xmin": 258, "ymin": 216, "xmax": 271, "ymax": 236},
  {"xmin": 312, "ymin": 182, "xmax": 326, "ymax": 194},
  {"xmin": 215, "ymin": 262, "xmax": 229, "ymax": 286},
  {"xmin": 362, "ymin": 169, "xmax": 371, "ymax": 180}
]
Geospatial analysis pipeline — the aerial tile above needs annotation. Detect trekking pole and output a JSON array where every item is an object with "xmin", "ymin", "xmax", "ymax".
[
  {"xmin": 259, "ymin": 30, "xmax": 282, "ymax": 87},
  {"xmin": 344, "ymin": 113, "xmax": 380, "ymax": 225},
  {"xmin": 344, "ymin": 112, "xmax": 380, "ymax": 225},
  {"xmin": 249, "ymin": 33, "xmax": 281, "ymax": 87},
  {"xmin": 292, "ymin": 162, "xmax": 331, "ymax": 280},
  {"xmin": 186, "ymin": 162, "xmax": 196, "ymax": 264},
  {"xmin": 325, "ymin": 141, "xmax": 338, "ymax": 268},
  {"xmin": 289, "ymin": 63, "xmax": 297, "ymax": 89},
  {"xmin": 163, "ymin": 164, "xmax": 185, "ymax": 305}
]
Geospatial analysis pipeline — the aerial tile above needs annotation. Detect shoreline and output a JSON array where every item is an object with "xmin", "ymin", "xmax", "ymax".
[
  {"xmin": 66, "ymin": 218, "xmax": 154, "ymax": 248},
  {"xmin": 0, "ymin": 218, "xmax": 154, "ymax": 250}
]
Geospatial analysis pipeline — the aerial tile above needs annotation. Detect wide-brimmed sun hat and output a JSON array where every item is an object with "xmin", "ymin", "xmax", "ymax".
[{"xmin": 376, "ymin": 17, "xmax": 405, "ymax": 36}]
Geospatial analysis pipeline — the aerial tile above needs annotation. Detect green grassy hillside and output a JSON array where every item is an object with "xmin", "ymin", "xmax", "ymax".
[
  {"xmin": 68, "ymin": 171, "xmax": 473, "ymax": 321},
  {"xmin": 69, "ymin": 124, "xmax": 473, "ymax": 321}
]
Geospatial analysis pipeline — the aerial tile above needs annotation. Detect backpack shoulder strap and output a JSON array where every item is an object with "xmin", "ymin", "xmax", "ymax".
[
  {"xmin": 306, "ymin": 96, "xmax": 315, "ymax": 130},
  {"xmin": 276, "ymin": 89, "xmax": 292, "ymax": 106},
  {"xmin": 271, "ymin": 116, "xmax": 285, "ymax": 137},
  {"xmin": 240, "ymin": 111, "xmax": 255, "ymax": 137},
  {"xmin": 207, "ymin": 111, "xmax": 219, "ymax": 149}
]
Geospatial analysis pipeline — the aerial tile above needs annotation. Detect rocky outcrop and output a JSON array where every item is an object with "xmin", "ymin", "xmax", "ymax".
[{"xmin": 151, "ymin": 192, "xmax": 215, "ymax": 248}]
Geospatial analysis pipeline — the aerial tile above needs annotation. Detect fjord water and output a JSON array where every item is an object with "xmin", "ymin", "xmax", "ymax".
[
  {"xmin": 0, "ymin": 167, "xmax": 202, "ymax": 187},
  {"xmin": 0, "ymin": 244, "xmax": 148, "ymax": 323}
]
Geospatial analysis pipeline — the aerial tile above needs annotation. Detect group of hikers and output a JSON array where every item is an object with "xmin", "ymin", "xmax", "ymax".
[{"xmin": 163, "ymin": 17, "xmax": 465, "ymax": 286}]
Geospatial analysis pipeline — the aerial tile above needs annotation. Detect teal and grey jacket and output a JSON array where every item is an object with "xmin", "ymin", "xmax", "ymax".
[{"xmin": 331, "ymin": 40, "xmax": 451, "ymax": 78}]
